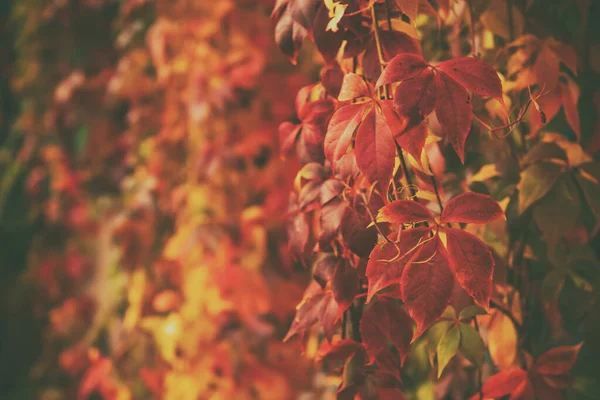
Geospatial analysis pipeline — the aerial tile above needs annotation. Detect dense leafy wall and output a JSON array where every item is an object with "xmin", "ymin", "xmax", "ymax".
[{"xmin": 273, "ymin": 0, "xmax": 600, "ymax": 398}]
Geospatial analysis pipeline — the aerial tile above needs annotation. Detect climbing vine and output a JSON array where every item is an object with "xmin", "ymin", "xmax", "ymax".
[{"xmin": 274, "ymin": 0, "xmax": 600, "ymax": 398}]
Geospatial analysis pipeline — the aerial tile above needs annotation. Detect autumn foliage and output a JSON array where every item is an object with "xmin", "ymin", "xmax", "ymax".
[
  {"xmin": 273, "ymin": 0, "xmax": 600, "ymax": 398},
  {"xmin": 1, "ymin": 0, "xmax": 600, "ymax": 399}
]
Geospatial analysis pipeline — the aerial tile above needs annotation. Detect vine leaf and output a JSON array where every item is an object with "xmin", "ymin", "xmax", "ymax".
[
  {"xmin": 401, "ymin": 234, "xmax": 455, "ymax": 336},
  {"xmin": 437, "ymin": 323, "xmax": 460, "ymax": 377},
  {"xmin": 458, "ymin": 323, "xmax": 485, "ymax": 367},
  {"xmin": 481, "ymin": 368, "xmax": 530, "ymax": 399},
  {"xmin": 331, "ymin": 259, "xmax": 360, "ymax": 311},
  {"xmin": 317, "ymin": 339, "xmax": 365, "ymax": 362},
  {"xmin": 437, "ymin": 57, "xmax": 505, "ymax": 107},
  {"xmin": 360, "ymin": 299, "xmax": 414, "ymax": 365},
  {"xmin": 355, "ymin": 107, "xmax": 396, "ymax": 191},
  {"xmin": 445, "ymin": 227, "xmax": 494, "ymax": 309},
  {"xmin": 440, "ymin": 192, "xmax": 504, "ymax": 224},
  {"xmin": 338, "ymin": 72, "xmax": 372, "ymax": 101},
  {"xmin": 377, "ymin": 54, "xmax": 429, "ymax": 87},
  {"xmin": 393, "ymin": 67, "xmax": 437, "ymax": 129},
  {"xmin": 395, "ymin": 0, "xmax": 419, "ymax": 22},
  {"xmin": 519, "ymin": 162, "xmax": 564, "ymax": 213},
  {"xmin": 533, "ymin": 343, "xmax": 583, "ymax": 376},
  {"xmin": 366, "ymin": 227, "xmax": 433, "ymax": 302},
  {"xmin": 284, "ymin": 282, "xmax": 342, "ymax": 343},
  {"xmin": 325, "ymin": 103, "xmax": 370, "ymax": 164},
  {"xmin": 396, "ymin": 121, "xmax": 428, "ymax": 163},
  {"xmin": 435, "ymin": 71, "xmax": 473, "ymax": 163},
  {"xmin": 377, "ymin": 199, "xmax": 434, "ymax": 224},
  {"xmin": 363, "ymin": 30, "xmax": 421, "ymax": 81}
]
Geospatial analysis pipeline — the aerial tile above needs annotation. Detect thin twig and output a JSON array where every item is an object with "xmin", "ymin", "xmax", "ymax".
[
  {"xmin": 473, "ymin": 317, "xmax": 484, "ymax": 399},
  {"xmin": 490, "ymin": 298, "xmax": 522, "ymax": 331},
  {"xmin": 395, "ymin": 141, "xmax": 417, "ymax": 198}
]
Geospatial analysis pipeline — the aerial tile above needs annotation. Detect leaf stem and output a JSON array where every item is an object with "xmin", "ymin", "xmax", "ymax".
[{"xmin": 395, "ymin": 141, "xmax": 417, "ymax": 199}]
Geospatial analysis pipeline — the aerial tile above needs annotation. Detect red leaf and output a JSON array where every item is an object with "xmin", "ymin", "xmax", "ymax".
[
  {"xmin": 440, "ymin": 192, "xmax": 504, "ymax": 224},
  {"xmin": 325, "ymin": 103, "xmax": 369, "ymax": 164},
  {"xmin": 272, "ymin": 7, "xmax": 308, "ymax": 64},
  {"xmin": 435, "ymin": 71, "xmax": 473, "ymax": 163},
  {"xmin": 534, "ymin": 343, "xmax": 582, "ymax": 376},
  {"xmin": 341, "ymin": 207, "xmax": 378, "ymax": 258},
  {"xmin": 436, "ymin": 57, "xmax": 504, "ymax": 106},
  {"xmin": 317, "ymin": 339, "xmax": 365, "ymax": 362},
  {"xmin": 394, "ymin": 67, "xmax": 437, "ymax": 126},
  {"xmin": 332, "ymin": 259, "xmax": 360, "ymax": 310},
  {"xmin": 288, "ymin": 0, "xmax": 318, "ymax": 30},
  {"xmin": 401, "ymin": 234, "xmax": 455, "ymax": 336},
  {"xmin": 320, "ymin": 65, "xmax": 344, "ymax": 98},
  {"xmin": 376, "ymin": 54, "xmax": 429, "ymax": 87},
  {"xmin": 366, "ymin": 227, "xmax": 433, "ymax": 302},
  {"xmin": 338, "ymin": 73, "xmax": 371, "ymax": 101},
  {"xmin": 360, "ymin": 299, "xmax": 414, "ymax": 364},
  {"xmin": 379, "ymin": 100, "xmax": 408, "ymax": 137},
  {"xmin": 355, "ymin": 107, "xmax": 396, "ymax": 191},
  {"xmin": 395, "ymin": 0, "xmax": 419, "ymax": 22},
  {"xmin": 279, "ymin": 121, "xmax": 301, "ymax": 156},
  {"xmin": 319, "ymin": 198, "xmax": 347, "ymax": 243},
  {"xmin": 396, "ymin": 121, "xmax": 428, "ymax": 163},
  {"xmin": 320, "ymin": 178, "xmax": 345, "ymax": 205},
  {"xmin": 321, "ymin": 292, "xmax": 342, "ymax": 341},
  {"xmin": 288, "ymin": 211, "xmax": 309, "ymax": 256},
  {"xmin": 512, "ymin": 377, "xmax": 536, "ymax": 400},
  {"xmin": 444, "ymin": 227, "xmax": 494, "ymax": 309},
  {"xmin": 284, "ymin": 282, "xmax": 344, "ymax": 342},
  {"xmin": 314, "ymin": 253, "xmax": 337, "ymax": 285},
  {"xmin": 377, "ymin": 200, "xmax": 434, "ymax": 224},
  {"xmin": 312, "ymin": 3, "xmax": 345, "ymax": 64},
  {"xmin": 482, "ymin": 368, "xmax": 529, "ymax": 398}
]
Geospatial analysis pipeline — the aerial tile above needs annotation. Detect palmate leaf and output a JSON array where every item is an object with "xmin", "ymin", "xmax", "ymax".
[
  {"xmin": 378, "ymin": 54, "xmax": 503, "ymax": 163},
  {"xmin": 393, "ymin": 67, "xmax": 437, "ymax": 128},
  {"xmin": 436, "ymin": 57, "xmax": 505, "ymax": 107},
  {"xmin": 366, "ymin": 227, "xmax": 433, "ymax": 302}
]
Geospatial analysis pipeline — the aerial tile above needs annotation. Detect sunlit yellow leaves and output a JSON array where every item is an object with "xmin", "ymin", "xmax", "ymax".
[
  {"xmin": 123, "ymin": 269, "xmax": 146, "ymax": 331},
  {"xmin": 141, "ymin": 314, "xmax": 182, "ymax": 364},
  {"xmin": 324, "ymin": 0, "xmax": 347, "ymax": 32}
]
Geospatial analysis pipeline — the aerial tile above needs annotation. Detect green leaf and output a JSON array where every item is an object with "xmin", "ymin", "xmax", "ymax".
[
  {"xmin": 519, "ymin": 162, "xmax": 563, "ymax": 213},
  {"xmin": 427, "ymin": 320, "xmax": 452, "ymax": 364},
  {"xmin": 458, "ymin": 323, "xmax": 485, "ymax": 367},
  {"xmin": 532, "ymin": 174, "xmax": 580, "ymax": 244},
  {"xmin": 442, "ymin": 305, "xmax": 457, "ymax": 320},
  {"xmin": 459, "ymin": 305, "xmax": 488, "ymax": 321},
  {"xmin": 437, "ymin": 324, "xmax": 460, "ymax": 377}
]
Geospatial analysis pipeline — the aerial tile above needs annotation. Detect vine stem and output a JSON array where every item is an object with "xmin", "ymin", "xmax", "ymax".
[
  {"xmin": 473, "ymin": 317, "xmax": 484, "ymax": 399},
  {"xmin": 371, "ymin": 2, "xmax": 419, "ymax": 200},
  {"xmin": 467, "ymin": 0, "xmax": 477, "ymax": 55},
  {"xmin": 371, "ymin": 4, "xmax": 390, "ymax": 100}
]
